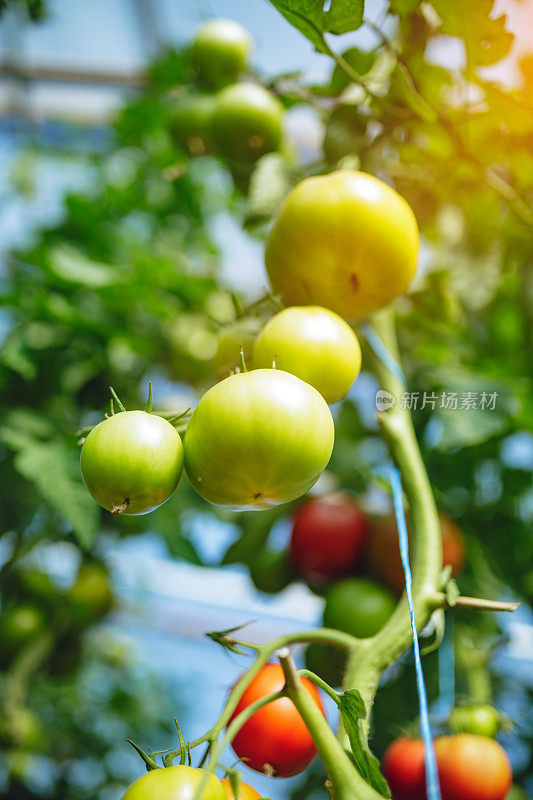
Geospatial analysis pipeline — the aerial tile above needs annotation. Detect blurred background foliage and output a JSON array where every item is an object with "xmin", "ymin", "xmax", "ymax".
[{"xmin": 0, "ymin": 0, "xmax": 532, "ymax": 798}]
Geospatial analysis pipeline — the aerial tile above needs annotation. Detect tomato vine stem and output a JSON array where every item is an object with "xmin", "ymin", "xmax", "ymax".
[{"xmin": 339, "ymin": 308, "xmax": 443, "ymax": 743}]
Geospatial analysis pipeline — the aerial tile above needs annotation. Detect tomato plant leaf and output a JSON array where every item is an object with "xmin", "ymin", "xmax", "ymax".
[
  {"xmin": 46, "ymin": 244, "xmax": 128, "ymax": 287},
  {"xmin": 328, "ymin": 47, "xmax": 376, "ymax": 94},
  {"xmin": 325, "ymin": 0, "xmax": 365, "ymax": 35},
  {"xmin": 338, "ymin": 689, "xmax": 391, "ymax": 797},
  {"xmin": 389, "ymin": 0, "xmax": 421, "ymax": 16},
  {"xmin": 430, "ymin": 0, "xmax": 513, "ymax": 66},
  {"xmin": 267, "ymin": 0, "xmax": 364, "ymax": 54},
  {"xmin": 0, "ymin": 429, "xmax": 99, "ymax": 548}
]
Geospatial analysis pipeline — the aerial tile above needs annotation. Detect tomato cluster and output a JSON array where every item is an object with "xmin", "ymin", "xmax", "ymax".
[
  {"xmin": 80, "ymin": 283, "xmax": 368, "ymax": 515},
  {"xmin": 170, "ymin": 19, "xmax": 283, "ymax": 181},
  {"xmin": 81, "ymin": 135, "xmax": 421, "ymax": 518},
  {"xmin": 383, "ymin": 734, "xmax": 512, "ymax": 800}
]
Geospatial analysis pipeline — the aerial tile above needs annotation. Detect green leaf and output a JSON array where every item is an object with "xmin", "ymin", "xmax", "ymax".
[
  {"xmin": 46, "ymin": 244, "xmax": 128, "ymax": 288},
  {"xmin": 0, "ymin": 329, "xmax": 37, "ymax": 380},
  {"xmin": 329, "ymin": 47, "xmax": 376, "ymax": 94},
  {"xmin": 389, "ymin": 0, "xmax": 421, "ymax": 16},
  {"xmin": 431, "ymin": 0, "xmax": 513, "ymax": 66},
  {"xmin": 326, "ymin": 0, "xmax": 365, "ymax": 35},
  {"xmin": 0, "ymin": 428, "xmax": 99, "ymax": 548},
  {"xmin": 338, "ymin": 689, "xmax": 391, "ymax": 797},
  {"xmin": 268, "ymin": 0, "xmax": 364, "ymax": 54}
]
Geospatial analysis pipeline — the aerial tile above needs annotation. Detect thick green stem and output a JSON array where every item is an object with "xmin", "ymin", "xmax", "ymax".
[
  {"xmin": 343, "ymin": 308, "xmax": 443, "ymax": 738},
  {"xmin": 278, "ymin": 649, "xmax": 382, "ymax": 800}
]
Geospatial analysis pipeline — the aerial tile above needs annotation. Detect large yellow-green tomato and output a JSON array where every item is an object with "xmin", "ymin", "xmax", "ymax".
[
  {"xmin": 212, "ymin": 317, "xmax": 263, "ymax": 378},
  {"xmin": 184, "ymin": 369, "xmax": 334, "ymax": 510},
  {"xmin": 265, "ymin": 171, "xmax": 419, "ymax": 322},
  {"xmin": 253, "ymin": 306, "xmax": 361, "ymax": 403},
  {"xmin": 171, "ymin": 92, "xmax": 216, "ymax": 156},
  {"xmin": 211, "ymin": 82, "xmax": 284, "ymax": 164},
  {"xmin": 190, "ymin": 18, "xmax": 253, "ymax": 90},
  {"xmin": 121, "ymin": 766, "xmax": 225, "ymax": 800},
  {"xmin": 81, "ymin": 411, "xmax": 184, "ymax": 515}
]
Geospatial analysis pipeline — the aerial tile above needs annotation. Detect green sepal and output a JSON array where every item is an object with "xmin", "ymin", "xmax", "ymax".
[{"xmin": 126, "ymin": 739, "xmax": 161, "ymax": 772}]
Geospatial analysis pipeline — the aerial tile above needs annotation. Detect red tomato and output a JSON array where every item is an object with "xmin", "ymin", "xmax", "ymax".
[
  {"xmin": 289, "ymin": 494, "xmax": 370, "ymax": 586},
  {"xmin": 435, "ymin": 735, "xmax": 512, "ymax": 800},
  {"xmin": 368, "ymin": 512, "xmax": 465, "ymax": 595},
  {"xmin": 228, "ymin": 663, "xmax": 324, "ymax": 777},
  {"xmin": 382, "ymin": 738, "xmax": 426, "ymax": 800},
  {"xmin": 221, "ymin": 778, "xmax": 261, "ymax": 799}
]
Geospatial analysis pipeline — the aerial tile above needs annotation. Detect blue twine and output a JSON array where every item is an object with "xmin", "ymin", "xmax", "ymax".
[
  {"xmin": 361, "ymin": 323, "xmax": 406, "ymax": 385},
  {"xmin": 437, "ymin": 614, "xmax": 455, "ymax": 719},
  {"xmin": 389, "ymin": 464, "xmax": 442, "ymax": 800}
]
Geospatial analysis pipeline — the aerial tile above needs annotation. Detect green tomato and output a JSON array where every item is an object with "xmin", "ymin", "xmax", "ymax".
[
  {"xmin": 265, "ymin": 170, "xmax": 419, "ymax": 322},
  {"xmin": 184, "ymin": 369, "xmax": 334, "ymax": 510},
  {"xmin": 121, "ymin": 765, "xmax": 226, "ymax": 800},
  {"xmin": 250, "ymin": 549, "xmax": 292, "ymax": 594},
  {"xmin": 0, "ymin": 605, "xmax": 46, "ymax": 666},
  {"xmin": 448, "ymin": 704, "xmax": 502, "ymax": 739},
  {"xmin": 171, "ymin": 92, "xmax": 216, "ymax": 156},
  {"xmin": 211, "ymin": 82, "xmax": 284, "ymax": 165},
  {"xmin": 304, "ymin": 642, "xmax": 346, "ymax": 689},
  {"xmin": 323, "ymin": 578, "xmax": 396, "ymax": 638},
  {"xmin": 67, "ymin": 562, "xmax": 114, "ymax": 625},
  {"xmin": 190, "ymin": 18, "xmax": 253, "ymax": 90},
  {"xmin": 212, "ymin": 317, "xmax": 263, "ymax": 378},
  {"xmin": 81, "ymin": 411, "xmax": 184, "ymax": 515},
  {"xmin": 253, "ymin": 306, "xmax": 362, "ymax": 403}
]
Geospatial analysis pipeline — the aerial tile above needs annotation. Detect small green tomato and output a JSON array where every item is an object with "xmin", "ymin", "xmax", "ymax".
[
  {"xmin": 171, "ymin": 91, "xmax": 216, "ymax": 156},
  {"xmin": 184, "ymin": 369, "xmax": 334, "ymax": 510},
  {"xmin": 211, "ymin": 82, "xmax": 284, "ymax": 164},
  {"xmin": 81, "ymin": 411, "xmax": 184, "ymax": 515},
  {"xmin": 448, "ymin": 704, "xmax": 503, "ymax": 739},
  {"xmin": 253, "ymin": 306, "xmax": 362, "ymax": 403},
  {"xmin": 190, "ymin": 18, "xmax": 253, "ymax": 90}
]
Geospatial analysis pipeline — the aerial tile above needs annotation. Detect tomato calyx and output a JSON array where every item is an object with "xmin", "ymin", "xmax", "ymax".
[{"xmin": 206, "ymin": 622, "xmax": 256, "ymax": 655}]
